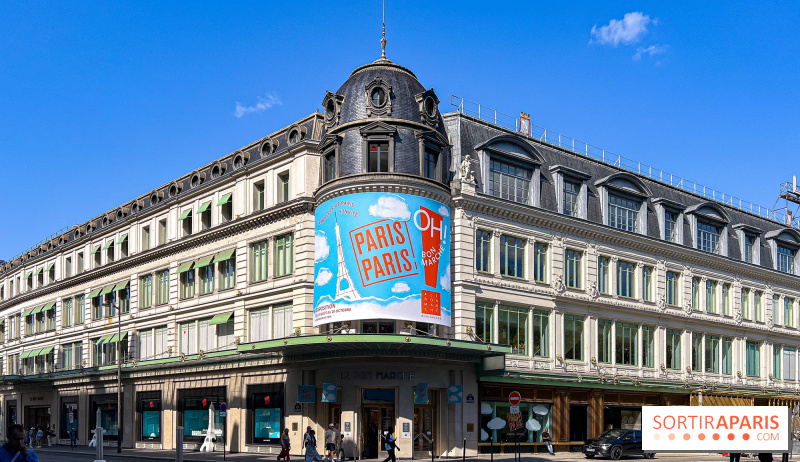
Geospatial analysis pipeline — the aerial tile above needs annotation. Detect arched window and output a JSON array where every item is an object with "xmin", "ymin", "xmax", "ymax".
[
  {"xmin": 475, "ymin": 135, "xmax": 544, "ymax": 207},
  {"xmin": 595, "ymin": 173, "xmax": 652, "ymax": 235}
]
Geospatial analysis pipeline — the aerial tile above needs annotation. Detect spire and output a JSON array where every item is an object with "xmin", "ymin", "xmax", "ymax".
[{"xmin": 380, "ymin": 0, "xmax": 387, "ymax": 59}]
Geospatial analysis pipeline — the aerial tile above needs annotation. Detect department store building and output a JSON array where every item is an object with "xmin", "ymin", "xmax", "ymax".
[{"xmin": 1, "ymin": 47, "xmax": 799, "ymax": 456}]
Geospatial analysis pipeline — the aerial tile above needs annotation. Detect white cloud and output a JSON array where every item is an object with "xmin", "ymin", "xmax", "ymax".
[
  {"xmin": 481, "ymin": 402, "xmax": 494, "ymax": 415},
  {"xmin": 315, "ymin": 231, "xmax": 330, "ymax": 263},
  {"xmin": 368, "ymin": 194, "xmax": 411, "ymax": 221},
  {"xmin": 315, "ymin": 268, "xmax": 333, "ymax": 286},
  {"xmin": 634, "ymin": 44, "xmax": 669, "ymax": 61},
  {"xmin": 437, "ymin": 205, "xmax": 449, "ymax": 217},
  {"xmin": 481, "ymin": 429, "xmax": 489, "ymax": 441},
  {"xmin": 234, "ymin": 93, "xmax": 282, "ymax": 118},
  {"xmin": 487, "ymin": 417, "xmax": 506, "ymax": 430},
  {"xmin": 391, "ymin": 281, "xmax": 411, "ymax": 293},
  {"xmin": 439, "ymin": 265, "xmax": 451, "ymax": 293},
  {"xmin": 590, "ymin": 12, "xmax": 652, "ymax": 46}
]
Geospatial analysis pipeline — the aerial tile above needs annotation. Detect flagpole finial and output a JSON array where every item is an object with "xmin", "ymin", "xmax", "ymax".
[{"xmin": 380, "ymin": 0, "xmax": 387, "ymax": 59}]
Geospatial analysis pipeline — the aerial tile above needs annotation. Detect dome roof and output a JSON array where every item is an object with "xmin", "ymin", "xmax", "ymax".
[{"xmin": 334, "ymin": 58, "xmax": 435, "ymax": 127}]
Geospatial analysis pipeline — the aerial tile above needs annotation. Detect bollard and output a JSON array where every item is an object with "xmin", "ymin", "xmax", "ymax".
[
  {"xmin": 431, "ymin": 439, "xmax": 434, "ymax": 462},
  {"xmin": 490, "ymin": 438, "xmax": 494, "ymax": 462},
  {"xmin": 462, "ymin": 438, "xmax": 466, "ymax": 462},
  {"xmin": 94, "ymin": 427, "xmax": 104, "ymax": 462},
  {"xmin": 177, "ymin": 426, "xmax": 184, "ymax": 462}
]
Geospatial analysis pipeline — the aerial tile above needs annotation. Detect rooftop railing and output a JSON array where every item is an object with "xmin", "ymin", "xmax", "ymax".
[{"xmin": 450, "ymin": 95, "xmax": 798, "ymax": 228}]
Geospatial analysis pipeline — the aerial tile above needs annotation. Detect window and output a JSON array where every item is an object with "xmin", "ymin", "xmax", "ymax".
[
  {"xmin": 498, "ymin": 305, "xmax": 528, "ymax": 354},
  {"xmin": 563, "ymin": 180, "xmax": 580, "ymax": 217},
  {"xmin": 142, "ymin": 226, "xmax": 150, "ymax": 251},
  {"xmin": 744, "ymin": 235, "xmax": 756, "ymax": 263},
  {"xmin": 598, "ymin": 319, "xmax": 612, "ymax": 364},
  {"xmin": 642, "ymin": 325, "xmax": 655, "ymax": 368},
  {"xmin": 156, "ymin": 270, "xmax": 169, "ymax": 305},
  {"xmin": 273, "ymin": 303, "xmax": 293, "ymax": 338},
  {"xmin": 598, "ymin": 257, "xmax": 609, "ymax": 294},
  {"xmin": 722, "ymin": 337, "xmax": 732, "ymax": 375},
  {"xmin": 642, "ymin": 266, "xmax": 653, "ymax": 302},
  {"xmin": 278, "ymin": 172, "xmax": 291, "ymax": 203},
  {"xmin": 254, "ymin": 181, "xmax": 265, "ymax": 211},
  {"xmin": 120, "ymin": 236, "xmax": 128, "ymax": 258},
  {"xmin": 754, "ymin": 291, "xmax": 762, "ymax": 322},
  {"xmin": 106, "ymin": 242, "xmax": 114, "ymax": 263},
  {"xmin": 565, "ymin": 249, "xmax": 582, "ymax": 289},
  {"xmin": 199, "ymin": 202, "xmax": 212, "ymax": 230},
  {"xmin": 367, "ymin": 142, "xmax": 390, "ymax": 173},
  {"xmin": 423, "ymin": 150, "xmax": 438, "ymax": 180},
  {"xmin": 741, "ymin": 289, "xmax": 750, "ymax": 320},
  {"xmin": 249, "ymin": 307, "xmax": 270, "ymax": 342},
  {"xmin": 219, "ymin": 193, "xmax": 233, "ymax": 223},
  {"xmin": 180, "ymin": 265, "xmax": 195, "ymax": 299},
  {"xmin": 691, "ymin": 333, "xmax": 702, "ymax": 372},
  {"xmin": 61, "ymin": 342, "xmax": 82, "ymax": 370},
  {"xmin": 475, "ymin": 230, "xmax": 491, "ymax": 273},
  {"xmin": 616, "ymin": 322, "xmax": 638, "ymax": 366},
  {"xmin": 489, "ymin": 158, "xmax": 531, "ymax": 204},
  {"xmin": 697, "ymin": 221, "xmax": 721, "ymax": 254},
  {"xmin": 563, "ymin": 315, "xmax": 584, "ymax": 361},
  {"xmin": 783, "ymin": 347, "xmax": 796, "ymax": 381},
  {"xmin": 666, "ymin": 329, "xmax": 682, "ymax": 370},
  {"xmin": 219, "ymin": 254, "xmax": 235, "ymax": 291},
  {"xmin": 722, "ymin": 284, "xmax": 730, "ymax": 315},
  {"xmin": 139, "ymin": 329, "xmax": 154, "ymax": 360},
  {"xmin": 617, "ymin": 261, "xmax": 634, "ymax": 298},
  {"xmin": 179, "ymin": 321, "xmax": 197, "ymax": 355},
  {"xmin": 199, "ymin": 262, "xmax": 214, "ymax": 295},
  {"xmin": 666, "ymin": 271, "xmax": 679, "ymax": 306},
  {"xmin": 275, "ymin": 233, "xmax": 293, "ymax": 277},
  {"xmin": 77, "ymin": 252, "xmax": 84, "ymax": 273},
  {"xmin": 746, "ymin": 341, "xmax": 760, "ymax": 377},
  {"xmin": 75, "ymin": 295, "xmax": 84, "ymax": 324},
  {"xmin": 93, "ymin": 246, "xmax": 101, "ymax": 268},
  {"xmin": 140, "ymin": 275, "xmax": 153, "ymax": 309},
  {"xmin": 65, "ymin": 257, "xmax": 72, "ymax": 278},
  {"xmin": 251, "ymin": 240, "xmax": 269, "ymax": 282},
  {"xmin": 361, "ymin": 320, "xmax": 395, "ymax": 334},
  {"xmin": 705, "ymin": 335, "xmax": 720, "ymax": 373},
  {"xmin": 180, "ymin": 209, "xmax": 193, "ymax": 237},
  {"xmin": 533, "ymin": 242, "xmax": 547, "ymax": 283},
  {"xmin": 532, "ymin": 310, "xmax": 549, "ymax": 357},
  {"xmin": 774, "ymin": 345, "xmax": 782, "ymax": 379},
  {"xmin": 499, "ymin": 235, "xmax": 525, "ymax": 278},
  {"xmin": 158, "ymin": 219, "xmax": 167, "ymax": 246},
  {"xmin": 706, "ymin": 280, "xmax": 716, "ymax": 313},
  {"xmin": 475, "ymin": 302, "xmax": 494, "ymax": 343},
  {"xmin": 665, "ymin": 210, "xmax": 679, "ymax": 242},
  {"xmin": 63, "ymin": 298, "xmax": 73, "ymax": 328},
  {"xmin": 323, "ymin": 152, "xmax": 337, "ymax": 182},
  {"xmin": 608, "ymin": 194, "xmax": 640, "ymax": 232},
  {"xmin": 778, "ymin": 246, "xmax": 795, "ymax": 274},
  {"xmin": 785, "ymin": 298, "xmax": 794, "ymax": 328},
  {"xmin": 692, "ymin": 278, "xmax": 700, "ymax": 311},
  {"xmin": 9, "ymin": 315, "xmax": 20, "ymax": 339}
]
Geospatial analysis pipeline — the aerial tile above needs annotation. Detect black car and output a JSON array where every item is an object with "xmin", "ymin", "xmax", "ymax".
[{"xmin": 582, "ymin": 429, "xmax": 655, "ymax": 460}]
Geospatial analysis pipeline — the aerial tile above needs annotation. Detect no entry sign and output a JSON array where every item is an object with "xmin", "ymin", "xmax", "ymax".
[{"xmin": 509, "ymin": 391, "xmax": 521, "ymax": 406}]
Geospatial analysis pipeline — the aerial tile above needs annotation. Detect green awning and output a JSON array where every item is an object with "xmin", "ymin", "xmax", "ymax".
[
  {"xmin": 100, "ymin": 283, "xmax": 116, "ymax": 295},
  {"xmin": 195, "ymin": 255, "xmax": 215, "ymax": 268},
  {"xmin": 109, "ymin": 332, "xmax": 128, "ymax": 343},
  {"xmin": 197, "ymin": 201, "xmax": 212, "ymax": 214},
  {"xmin": 22, "ymin": 308, "xmax": 33, "ymax": 317},
  {"xmin": 33, "ymin": 268, "xmax": 42, "ymax": 277},
  {"xmin": 45, "ymin": 262, "xmax": 54, "ymax": 272},
  {"xmin": 117, "ymin": 234, "xmax": 128, "ymax": 245},
  {"xmin": 103, "ymin": 240, "xmax": 114, "ymax": 250},
  {"xmin": 30, "ymin": 306, "xmax": 44, "ymax": 315},
  {"xmin": 216, "ymin": 193, "xmax": 232, "ymax": 206},
  {"xmin": 209, "ymin": 311, "xmax": 234, "ymax": 325},
  {"xmin": 214, "ymin": 248, "xmax": 236, "ymax": 262},
  {"xmin": 91, "ymin": 245, "xmax": 101, "ymax": 255},
  {"xmin": 38, "ymin": 346, "xmax": 53, "ymax": 356},
  {"xmin": 24, "ymin": 271, "xmax": 32, "ymax": 279},
  {"xmin": 20, "ymin": 351, "xmax": 32, "ymax": 359},
  {"xmin": 41, "ymin": 302, "xmax": 55, "ymax": 312},
  {"xmin": 87, "ymin": 288, "xmax": 102, "ymax": 298},
  {"xmin": 96, "ymin": 336, "xmax": 112, "ymax": 345},
  {"xmin": 178, "ymin": 209, "xmax": 192, "ymax": 220},
  {"xmin": 113, "ymin": 280, "xmax": 130, "ymax": 291},
  {"xmin": 28, "ymin": 349, "xmax": 41, "ymax": 357},
  {"xmin": 177, "ymin": 261, "xmax": 195, "ymax": 274}
]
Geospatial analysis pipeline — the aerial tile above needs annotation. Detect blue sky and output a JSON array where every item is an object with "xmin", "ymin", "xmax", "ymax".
[{"xmin": 1, "ymin": 1, "xmax": 798, "ymax": 260}]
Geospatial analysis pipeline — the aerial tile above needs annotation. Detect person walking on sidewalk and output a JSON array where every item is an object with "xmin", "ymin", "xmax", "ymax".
[
  {"xmin": 1, "ymin": 424, "xmax": 39, "ymax": 462},
  {"xmin": 729, "ymin": 453, "xmax": 742, "ymax": 462},
  {"xmin": 278, "ymin": 428, "xmax": 291, "ymax": 461},
  {"xmin": 542, "ymin": 428, "xmax": 554, "ymax": 455},
  {"xmin": 305, "ymin": 429, "xmax": 322, "ymax": 462},
  {"xmin": 381, "ymin": 429, "xmax": 398, "ymax": 462},
  {"xmin": 325, "ymin": 423, "xmax": 337, "ymax": 462}
]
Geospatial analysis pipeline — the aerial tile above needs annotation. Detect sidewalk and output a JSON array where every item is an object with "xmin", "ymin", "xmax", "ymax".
[{"xmin": 32, "ymin": 445, "xmax": 741, "ymax": 462}]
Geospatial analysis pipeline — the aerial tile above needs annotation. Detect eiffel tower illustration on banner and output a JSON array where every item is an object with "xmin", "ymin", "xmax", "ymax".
[{"xmin": 334, "ymin": 215, "xmax": 362, "ymax": 301}]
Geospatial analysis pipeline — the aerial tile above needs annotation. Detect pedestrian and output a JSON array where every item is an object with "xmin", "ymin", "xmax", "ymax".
[
  {"xmin": 337, "ymin": 434, "xmax": 346, "ymax": 462},
  {"xmin": 48, "ymin": 425, "xmax": 55, "ymax": 446},
  {"xmin": 70, "ymin": 427, "xmax": 77, "ymax": 449},
  {"xmin": 381, "ymin": 429, "xmax": 398, "ymax": 462},
  {"xmin": 782, "ymin": 453, "xmax": 789, "ymax": 462},
  {"xmin": 305, "ymin": 429, "xmax": 322, "ymax": 462},
  {"xmin": 278, "ymin": 428, "xmax": 291, "ymax": 461},
  {"xmin": 303, "ymin": 426, "xmax": 312, "ymax": 457},
  {"xmin": 730, "ymin": 453, "xmax": 741, "ymax": 462},
  {"xmin": 35, "ymin": 428, "xmax": 43, "ymax": 448},
  {"xmin": 325, "ymin": 423, "xmax": 336, "ymax": 462},
  {"xmin": 1, "ymin": 424, "xmax": 39, "ymax": 462},
  {"xmin": 26, "ymin": 428, "xmax": 33, "ymax": 448},
  {"xmin": 542, "ymin": 428, "xmax": 554, "ymax": 455},
  {"xmin": 758, "ymin": 454, "xmax": 773, "ymax": 462}
]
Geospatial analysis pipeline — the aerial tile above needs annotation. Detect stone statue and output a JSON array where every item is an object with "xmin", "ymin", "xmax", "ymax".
[{"xmin": 459, "ymin": 155, "xmax": 475, "ymax": 184}]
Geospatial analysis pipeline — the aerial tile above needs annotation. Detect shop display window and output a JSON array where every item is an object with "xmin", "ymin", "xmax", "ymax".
[
  {"xmin": 249, "ymin": 384, "xmax": 284, "ymax": 444},
  {"xmin": 178, "ymin": 387, "xmax": 226, "ymax": 442},
  {"xmin": 479, "ymin": 401, "xmax": 551, "ymax": 443},
  {"xmin": 138, "ymin": 391, "xmax": 161, "ymax": 441}
]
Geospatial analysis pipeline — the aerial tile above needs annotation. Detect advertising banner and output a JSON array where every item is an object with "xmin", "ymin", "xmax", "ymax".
[
  {"xmin": 642, "ymin": 406, "xmax": 790, "ymax": 452},
  {"xmin": 313, "ymin": 192, "xmax": 451, "ymax": 327},
  {"xmin": 321, "ymin": 383, "xmax": 337, "ymax": 403},
  {"xmin": 297, "ymin": 385, "xmax": 315, "ymax": 403}
]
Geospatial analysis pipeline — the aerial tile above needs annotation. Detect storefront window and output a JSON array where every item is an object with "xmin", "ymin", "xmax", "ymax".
[
  {"xmin": 361, "ymin": 320, "xmax": 394, "ymax": 334},
  {"xmin": 498, "ymin": 304, "xmax": 528, "ymax": 354},
  {"xmin": 479, "ymin": 402, "xmax": 552, "ymax": 443},
  {"xmin": 179, "ymin": 387, "xmax": 226, "ymax": 442},
  {"xmin": 250, "ymin": 384, "xmax": 284, "ymax": 444},
  {"xmin": 138, "ymin": 392, "xmax": 161, "ymax": 441},
  {"xmin": 90, "ymin": 396, "xmax": 118, "ymax": 441},
  {"xmin": 60, "ymin": 399, "xmax": 78, "ymax": 439}
]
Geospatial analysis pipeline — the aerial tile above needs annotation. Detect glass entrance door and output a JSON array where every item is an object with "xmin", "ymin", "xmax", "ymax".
[
  {"xmin": 413, "ymin": 406, "xmax": 435, "ymax": 452},
  {"xmin": 361, "ymin": 388, "xmax": 396, "ymax": 460}
]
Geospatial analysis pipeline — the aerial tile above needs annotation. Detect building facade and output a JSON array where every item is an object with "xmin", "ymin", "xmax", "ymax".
[{"xmin": 1, "ymin": 49, "xmax": 800, "ymax": 456}]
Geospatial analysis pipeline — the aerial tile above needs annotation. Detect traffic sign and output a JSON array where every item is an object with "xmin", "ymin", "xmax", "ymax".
[
  {"xmin": 510, "ymin": 405, "xmax": 520, "ymax": 415},
  {"xmin": 509, "ymin": 391, "xmax": 521, "ymax": 406},
  {"xmin": 219, "ymin": 411, "xmax": 227, "ymax": 417},
  {"xmin": 220, "ymin": 402, "xmax": 227, "ymax": 412}
]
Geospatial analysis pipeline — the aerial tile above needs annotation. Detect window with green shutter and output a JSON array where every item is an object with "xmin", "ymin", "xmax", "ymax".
[
  {"xmin": 275, "ymin": 233, "xmax": 293, "ymax": 277},
  {"xmin": 251, "ymin": 240, "xmax": 269, "ymax": 282}
]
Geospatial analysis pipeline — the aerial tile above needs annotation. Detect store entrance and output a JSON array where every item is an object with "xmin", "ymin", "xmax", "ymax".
[
  {"xmin": 24, "ymin": 406, "xmax": 50, "ymax": 435},
  {"xmin": 413, "ymin": 406, "xmax": 435, "ymax": 453},
  {"xmin": 361, "ymin": 388, "xmax": 395, "ymax": 460}
]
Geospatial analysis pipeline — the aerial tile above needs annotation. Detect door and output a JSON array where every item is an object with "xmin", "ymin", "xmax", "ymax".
[
  {"xmin": 413, "ymin": 406, "xmax": 435, "ymax": 452},
  {"xmin": 329, "ymin": 404, "xmax": 341, "ymax": 428},
  {"xmin": 363, "ymin": 408, "xmax": 381, "ymax": 459}
]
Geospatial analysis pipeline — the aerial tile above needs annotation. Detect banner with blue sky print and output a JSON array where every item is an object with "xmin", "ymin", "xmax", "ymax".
[{"xmin": 313, "ymin": 192, "xmax": 451, "ymax": 327}]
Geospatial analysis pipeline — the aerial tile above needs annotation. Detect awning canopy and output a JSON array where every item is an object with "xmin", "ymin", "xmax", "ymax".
[
  {"xmin": 117, "ymin": 234, "xmax": 128, "ymax": 245},
  {"xmin": 177, "ymin": 261, "xmax": 195, "ymax": 274},
  {"xmin": 87, "ymin": 288, "xmax": 102, "ymax": 298},
  {"xmin": 91, "ymin": 245, "xmax": 101, "ymax": 255},
  {"xmin": 195, "ymin": 255, "xmax": 215, "ymax": 268},
  {"xmin": 103, "ymin": 240, "xmax": 114, "ymax": 250},
  {"xmin": 38, "ymin": 346, "xmax": 53, "ymax": 356},
  {"xmin": 28, "ymin": 349, "xmax": 41, "ymax": 357},
  {"xmin": 41, "ymin": 302, "xmax": 55, "ymax": 312},
  {"xmin": 45, "ymin": 263, "xmax": 54, "ymax": 272},
  {"xmin": 214, "ymin": 248, "xmax": 236, "ymax": 262},
  {"xmin": 209, "ymin": 311, "xmax": 233, "ymax": 325},
  {"xmin": 216, "ymin": 193, "xmax": 232, "ymax": 206},
  {"xmin": 32, "ymin": 268, "xmax": 42, "ymax": 277},
  {"xmin": 109, "ymin": 332, "xmax": 128, "ymax": 343},
  {"xmin": 113, "ymin": 280, "xmax": 129, "ymax": 292},
  {"xmin": 24, "ymin": 271, "xmax": 32, "ymax": 279},
  {"xmin": 96, "ymin": 335, "xmax": 113, "ymax": 345},
  {"xmin": 197, "ymin": 201, "xmax": 212, "ymax": 214},
  {"xmin": 178, "ymin": 209, "xmax": 192, "ymax": 221},
  {"xmin": 30, "ymin": 306, "xmax": 44, "ymax": 315},
  {"xmin": 20, "ymin": 351, "xmax": 32, "ymax": 359},
  {"xmin": 22, "ymin": 308, "xmax": 34, "ymax": 317},
  {"xmin": 100, "ymin": 283, "xmax": 116, "ymax": 296}
]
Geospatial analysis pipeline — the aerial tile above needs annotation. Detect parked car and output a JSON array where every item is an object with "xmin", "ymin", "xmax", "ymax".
[{"xmin": 583, "ymin": 429, "xmax": 655, "ymax": 460}]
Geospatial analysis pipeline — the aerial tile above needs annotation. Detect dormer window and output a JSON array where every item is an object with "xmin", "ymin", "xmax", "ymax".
[
  {"xmin": 765, "ymin": 228, "xmax": 799, "ymax": 274},
  {"xmin": 318, "ymin": 134, "xmax": 342, "ymax": 183},
  {"xmin": 371, "ymin": 88, "xmax": 386, "ymax": 107},
  {"xmin": 423, "ymin": 150, "xmax": 438, "ymax": 180},
  {"xmin": 777, "ymin": 246, "xmax": 795, "ymax": 274},
  {"xmin": 563, "ymin": 181, "xmax": 580, "ymax": 216},
  {"xmin": 697, "ymin": 222, "xmax": 721, "ymax": 253},
  {"xmin": 686, "ymin": 203, "xmax": 730, "ymax": 256},
  {"xmin": 550, "ymin": 165, "xmax": 590, "ymax": 219},
  {"xmin": 365, "ymin": 78, "xmax": 392, "ymax": 117},
  {"xmin": 368, "ymin": 142, "xmax": 389, "ymax": 172},
  {"xmin": 489, "ymin": 158, "xmax": 531, "ymax": 204},
  {"xmin": 665, "ymin": 211, "xmax": 679, "ymax": 242},
  {"xmin": 744, "ymin": 235, "xmax": 756, "ymax": 263},
  {"xmin": 360, "ymin": 122, "xmax": 396, "ymax": 174},
  {"xmin": 595, "ymin": 173, "xmax": 651, "ymax": 235},
  {"xmin": 608, "ymin": 194, "xmax": 641, "ymax": 232},
  {"xmin": 477, "ymin": 135, "xmax": 543, "ymax": 207}
]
